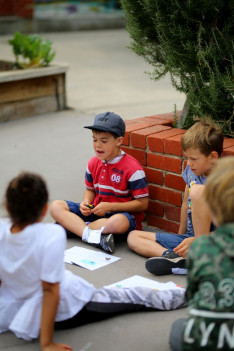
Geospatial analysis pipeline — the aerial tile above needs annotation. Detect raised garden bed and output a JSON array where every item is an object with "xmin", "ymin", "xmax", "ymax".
[{"xmin": 0, "ymin": 60, "xmax": 68, "ymax": 122}]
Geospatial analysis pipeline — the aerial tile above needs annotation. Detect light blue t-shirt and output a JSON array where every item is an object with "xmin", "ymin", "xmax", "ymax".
[{"xmin": 182, "ymin": 165, "xmax": 207, "ymax": 236}]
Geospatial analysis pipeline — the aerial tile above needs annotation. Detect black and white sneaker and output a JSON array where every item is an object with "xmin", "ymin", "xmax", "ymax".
[
  {"xmin": 95, "ymin": 234, "xmax": 115, "ymax": 253},
  {"xmin": 145, "ymin": 251, "xmax": 186, "ymax": 276}
]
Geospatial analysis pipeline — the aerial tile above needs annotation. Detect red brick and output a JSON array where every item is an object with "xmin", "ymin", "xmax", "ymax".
[
  {"xmin": 121, "ymin": 147, "xmax": 146, "ymax": 166},
  {"xmin": 130, "ymin": 112, "xmax": 179, "ymax": 127},
  {"xmin": 165, "ymin": 133, "xmax": 186, "ymax": 156},
  {"xmin": 164, "ymin": 173, "xmax": 185, "ymax": 191},
  {"xmin": 0, "ymin": 0, "xmax": 34, "ymax": 17},
  {"xmin": 124, "ymin": 122, "xmax": 157, "ymax": 147},
  {"xmin": 148, "ymin": 128, "xmax": 184, "ymax": 153},
  {"xmin": 124, "ymin": 111, "xmax": 181, "ymax": 127},
  {"xmin": 148, "ymin": 185, "xmax": 182, "ymax": 206},
  {"xmin": 223, "ymin": 138, "xmax": 234, "ymax": 148},
  {"xmin": 165, "ymin": 205, "xmax": 181, "ymax": 222},
  {"xmin": 147, "ymin": 201, "xmax": 164, "ymax": 217},
  {"xmin": 144, "ymin": 112, "xmax": 179, "ymax": 121},
  {"xmin": 125, "ymin": 117, "xmax": 148, "ymax": 123},
  {"xmin": 143, "ymin": 167, "xmax": 163, "ymax": 185},
  {"xmin": 131, "ymin": 125, "xmax": 171, "ymax": 149},
  {"xmin": 148, "ymin": 135, "xmax": 164, "ymax": 153},
  {"xmin": 147, "ymin": 215, "xmax": 179, "ymax": 233},
  {"xmin": 222, "ymin": 146, "xmax": 234, "ymax": 156},
  {"xmin": 126, "ymin": 121, "xmax": 157, "ymax": 133},
  {"xmin": 14, "ymin": 0, "xmax": 33, "ymax": 17},
  {"xmin": 149, "ymin": 113, "xmax": 174, "ymax": 120},
  {"xmin": 136, "ymin": 118, "xmax": 171, "ymax": 125},
  {"xmin": 142, "ymin": 111, "xmax": 181, "ymax": 125},
  {"xmin": 136, "ymin": 117, "xmax": 173, "ymax": 126},
  {"xmin": 150, "ymin": 111, "xmax": 182, "ymax": 120},
  {"xmin": 0, "ymin": 0, "xmax": 13, "ymax": 15},
  {"xmin": 124, "ymin": 118, "xmax": 168, "ymax": 127},
  {"xmin": 124, "ymin": 119, "xmax": 141, "ymax": 125},
  {"xmin": 122, "ymin": 133, "xmax": 129, "ymax": 146},
  {"xmin": 148, "ymin": 154, "xmax": 182, "ymax": 174}
]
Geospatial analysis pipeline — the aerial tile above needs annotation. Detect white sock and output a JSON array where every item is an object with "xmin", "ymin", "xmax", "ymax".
[{"xmin": 82, "ymin": 226, "xmax": 104, "ymax": 244}]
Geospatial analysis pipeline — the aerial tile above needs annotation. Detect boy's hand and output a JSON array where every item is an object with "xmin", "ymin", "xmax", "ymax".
[
  {"xmin": 80, "ymin": 201, "xmax": 93, "ymax": 216},
  {"xmin": 173, "ymin": 237, "xmax": 196, "ymax": 258},
  {"xmin": 91, "ymin": 202, "xmax": 111, "ymax": 217}
]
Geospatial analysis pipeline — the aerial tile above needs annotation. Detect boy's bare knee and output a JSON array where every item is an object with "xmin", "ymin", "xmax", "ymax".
[
  {"xmin": 49, "ymin": 200, "xmax": 68, "ymax": 219},
  {"xmin": 127, "ymin": 230, "xmax": 140, "ymax": 249},
  {"xmin": 105, "ymin": 214, "xmax": 129, "ymax": 234}
]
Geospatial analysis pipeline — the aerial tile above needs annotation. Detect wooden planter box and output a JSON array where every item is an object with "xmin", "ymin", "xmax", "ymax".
[{"xmin": 0, "ymin": 60, "xmax": 68, "ymax": 122}]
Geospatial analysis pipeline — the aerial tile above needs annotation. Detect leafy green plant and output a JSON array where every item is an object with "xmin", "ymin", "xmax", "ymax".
[
  {"xmin": 9, "ymin": 32, "xmax": 56, "ymax": 69},
  {"xmin": 120, "ymin": 0, "xmax": 233, "ymax": 136}
]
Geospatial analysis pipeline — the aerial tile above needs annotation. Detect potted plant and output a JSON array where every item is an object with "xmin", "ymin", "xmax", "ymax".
[{"xmin": 0, "ymin": 32, "xmax": 68, "ymax": 122}]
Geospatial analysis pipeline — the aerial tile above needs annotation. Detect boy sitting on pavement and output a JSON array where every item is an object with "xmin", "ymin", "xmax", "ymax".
[
  {"xmin": 127, "ymin": 119, "xmax": 224, "ymax": 275},
  {"xmin": 169, "ymin": 156, "xmax": 234, "ymax": 351},
  {"xmin": 50, "ymin": 112, "xmax": 149, "ymax": 253}
]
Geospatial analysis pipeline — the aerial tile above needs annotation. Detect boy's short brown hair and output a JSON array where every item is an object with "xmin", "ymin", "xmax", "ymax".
[
  {"xmin": 181, "ymin": 119, "xmax": 224, "ymax": 156},
  {"xmin": 204, "ymin": 157, "xmax": 234, "ymax": 225},
  {"xmin": 92, "ymin": 129, "xmax": 119, "ymax": 139}
]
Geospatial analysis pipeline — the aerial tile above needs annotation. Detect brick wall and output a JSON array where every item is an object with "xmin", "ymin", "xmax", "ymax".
[{"xmin": 122, "ymin": 112, "xmax": 234, "ymax": 233}]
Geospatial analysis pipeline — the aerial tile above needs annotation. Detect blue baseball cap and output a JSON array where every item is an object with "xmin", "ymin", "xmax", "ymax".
[{"xmin": 84, "ymin": 112, "xmax": 125, "ymax": 137}]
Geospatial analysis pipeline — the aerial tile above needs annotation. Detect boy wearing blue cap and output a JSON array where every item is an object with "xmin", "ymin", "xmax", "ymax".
[{"xmin": 50, "ymin": 112, "xmax": 149, "ymax": 253}]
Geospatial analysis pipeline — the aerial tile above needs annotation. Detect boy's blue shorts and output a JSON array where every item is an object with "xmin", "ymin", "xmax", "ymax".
[
  {"xmin": 66, "ymin": 201, "xmax": 136, "ymax": 236},
  {"xmin": 155, "ymin": 232, "xmax": 194, "ymax": 251}
]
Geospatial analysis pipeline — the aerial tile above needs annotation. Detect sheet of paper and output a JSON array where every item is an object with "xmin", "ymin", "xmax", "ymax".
[
  {"xmin": 104, "ymin": 275, "xmax": 182, "ymax": 290},
  {"xmin": 64, "ymin": 246, "xmax": 121, "ymax": 271}
]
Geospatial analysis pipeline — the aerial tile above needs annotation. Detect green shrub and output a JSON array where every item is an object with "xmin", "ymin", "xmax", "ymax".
[
  {"xmin": 120, "ymin": 0, "xmax": 233, "ymax": 136},
  {"xmin": 9, "ymin": 32, "xmax": 56, "ymax": 69}
]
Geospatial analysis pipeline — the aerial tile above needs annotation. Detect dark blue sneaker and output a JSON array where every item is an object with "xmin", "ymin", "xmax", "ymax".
[
  {"xmin": 145, "ymin": 251, "xmax": 186, "ymax": 276},
  {"xmin": 95, "ymin": 234, "xmax": 115, "ymax": 253}
]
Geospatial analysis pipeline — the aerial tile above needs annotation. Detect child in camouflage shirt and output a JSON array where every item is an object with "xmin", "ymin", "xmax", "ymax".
[{"xmin": 169, "ymin": 156, "xmax": 234, "ymax": 351}]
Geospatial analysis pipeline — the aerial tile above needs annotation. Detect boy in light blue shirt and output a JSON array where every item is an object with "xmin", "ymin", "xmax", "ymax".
[{"xmin": 127, "ymin": 119, "xmax": 224, "ymax": 275}]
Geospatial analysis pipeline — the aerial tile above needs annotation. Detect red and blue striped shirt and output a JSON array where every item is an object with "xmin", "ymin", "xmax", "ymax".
[{"xmin": 85, "ymin": 151, "xmax": 149, "ymax": 230}]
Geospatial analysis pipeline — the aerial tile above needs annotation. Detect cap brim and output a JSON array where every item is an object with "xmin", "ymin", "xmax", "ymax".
[{"xmin": 84, "ymin": 125, "xmax": 121, "ymax": 136}]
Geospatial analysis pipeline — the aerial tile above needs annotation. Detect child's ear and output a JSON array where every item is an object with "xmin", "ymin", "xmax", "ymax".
[
  {"xmin": 210, "ymin": 151, "xmax": 219, "ymax": 160},
  {"xmin": 116, "ymin": 136, "xmax": 123, "ymax": 146}
]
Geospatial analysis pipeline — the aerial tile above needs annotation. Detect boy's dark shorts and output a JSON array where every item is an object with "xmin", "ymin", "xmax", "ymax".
[
  {"xmin": 155, "ymin": 223, "xmax": 215, "ymax": 251},
  {"xmin": 155, "ymin": 232, "xmax": 194, "ymax": 251},
  {"xmin": 66, "ymin": 201, "xmax": 136, "ymax": 238}
]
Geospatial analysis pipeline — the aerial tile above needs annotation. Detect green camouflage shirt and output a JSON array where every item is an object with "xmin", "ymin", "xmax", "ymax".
[{"xmin": 182, "ymin": 223, "xmax": 234, "ymax": 351}]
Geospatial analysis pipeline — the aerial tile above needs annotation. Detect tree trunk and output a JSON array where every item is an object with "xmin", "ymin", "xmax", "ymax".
[{"xmin": 177, "ymin": 97, "xmax": 190, "ymax": 128}]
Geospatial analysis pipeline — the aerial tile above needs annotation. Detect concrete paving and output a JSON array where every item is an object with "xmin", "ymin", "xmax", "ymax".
[{"xmin": 0, "ymin": 30, "xmax": 187, "ymax": 351}]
